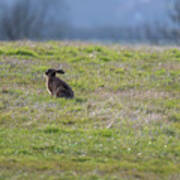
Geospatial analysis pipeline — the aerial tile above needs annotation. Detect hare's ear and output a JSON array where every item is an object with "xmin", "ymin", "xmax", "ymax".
[{"xmin": 56, "ymin": 69, "xmax": 65, "ymax": 74}]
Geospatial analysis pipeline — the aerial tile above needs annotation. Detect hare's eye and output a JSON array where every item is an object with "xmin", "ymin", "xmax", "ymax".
[{"xmin": 52, "ymin": 72, "xmax": 56, "ymax": 76}]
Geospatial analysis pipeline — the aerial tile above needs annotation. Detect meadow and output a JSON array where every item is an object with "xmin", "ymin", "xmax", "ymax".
[{"xmin": 0, "ymin": 41, "xmax": 179, "ymax": 179}]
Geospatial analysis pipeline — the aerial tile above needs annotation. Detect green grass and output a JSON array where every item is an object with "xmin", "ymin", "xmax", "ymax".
[{"xmin": 0, "ymin": 41, "xmax": 180, "ymax": 179}]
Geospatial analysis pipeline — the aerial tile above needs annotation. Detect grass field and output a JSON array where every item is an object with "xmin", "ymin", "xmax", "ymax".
[{"xmin": 0, "ymin": 41, "xmax": 180, "ymax": 179}]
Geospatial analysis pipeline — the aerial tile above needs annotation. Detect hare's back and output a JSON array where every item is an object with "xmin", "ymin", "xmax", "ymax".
[{"xmin": 55, "ymin": 77, "xmax": 74, "ymax": 98}]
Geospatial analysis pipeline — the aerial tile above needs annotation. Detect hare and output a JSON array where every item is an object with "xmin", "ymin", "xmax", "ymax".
[{"xmin": 45, "ymin": 68, "xmax": 74, "ymax": 98}]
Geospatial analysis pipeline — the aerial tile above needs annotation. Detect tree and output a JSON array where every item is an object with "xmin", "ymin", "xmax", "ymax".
[
  {"xmin": 0, "ymin": 0, "xmax": 69, "ymax": 40},
  {"xmin": 168, "ymin": 0, "xmax": 180, "ymax": 43},
  {"xmin": 141, "ymin": 0, "xmax": 180, "ymax": 44},
  {"xmin": 170, "ymin": 0, "xmax": 180, "ymax": 25}
]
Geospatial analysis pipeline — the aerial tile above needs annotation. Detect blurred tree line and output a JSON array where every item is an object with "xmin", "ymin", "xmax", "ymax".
[
  {"xmin": 165, "ymin": 0, "xmax": 180, "ymax": 44},
  {"xmin": 0, "ymin": 0, "xmax": 69, "ymax": 40},
  {"xmin": 143, "ymin": 0, "xmax": 180, "ymax": 44},
  {"xmin": 0, "ymin": 0, "xmax": 179, "ymax": 44}
]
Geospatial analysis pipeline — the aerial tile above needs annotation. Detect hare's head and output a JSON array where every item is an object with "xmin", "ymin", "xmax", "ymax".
[{"xmin": 45, "ymin": 69, "xmax": 65, "ymax": 77}]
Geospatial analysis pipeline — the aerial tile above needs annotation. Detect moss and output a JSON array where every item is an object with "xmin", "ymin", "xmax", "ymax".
[{"xmin": 6, "ymin": 49, "xmax": 38, "ymax": 57}]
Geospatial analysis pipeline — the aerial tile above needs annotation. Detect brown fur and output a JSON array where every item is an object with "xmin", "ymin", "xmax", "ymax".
[{"xmin": 45, "ymin": 69, "xmax": 74, "ymax": 98}]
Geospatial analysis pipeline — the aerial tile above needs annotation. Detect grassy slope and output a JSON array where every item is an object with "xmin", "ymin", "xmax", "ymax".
[{"xmin": 0, "ymin": 41, "xmax": 180, "ymax": 179}]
